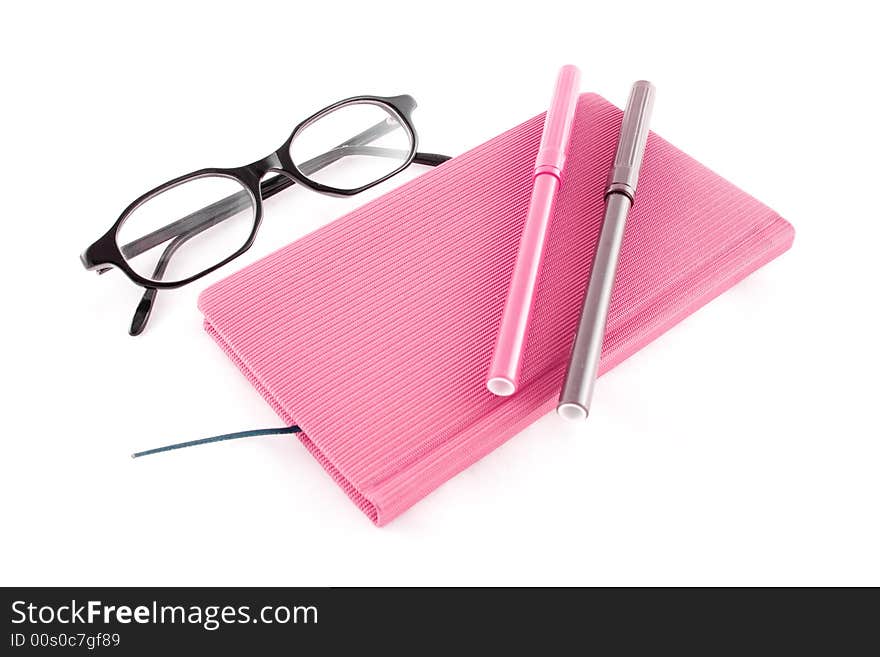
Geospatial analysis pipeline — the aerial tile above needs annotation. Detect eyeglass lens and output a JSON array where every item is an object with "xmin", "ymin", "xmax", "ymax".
[
  {"xmin": 115, "ymin": 175, "xmax": 257, "ymax": 285},
  {"xmin": 290, "ymin": 101, "xmax": 413, "ymax": 190}
]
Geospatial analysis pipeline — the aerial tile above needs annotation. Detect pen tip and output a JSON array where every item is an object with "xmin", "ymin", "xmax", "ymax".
[
  {"xmin": 487, "ymin": 377, "xmax": 516, "ymax": 397},
  {"xmin": 557, "ymin": 403, "xmax": 588, "ymax": 422}
]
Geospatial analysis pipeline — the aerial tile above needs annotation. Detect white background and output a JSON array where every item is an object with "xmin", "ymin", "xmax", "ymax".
[{"xmin": 1, "ymin": 1, "xmax": 878, "ymax": 586}]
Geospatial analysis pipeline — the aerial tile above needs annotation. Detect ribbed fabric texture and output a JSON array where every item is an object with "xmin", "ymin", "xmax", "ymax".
[{"xmin": 198, "ymin": 93, "xmax": 794, "ymax": 526}]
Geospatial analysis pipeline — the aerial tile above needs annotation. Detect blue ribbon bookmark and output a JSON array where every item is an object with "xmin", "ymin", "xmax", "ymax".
[{"xmin": 132, "ymin": 425, "xmax": 301, "ymax": 458}]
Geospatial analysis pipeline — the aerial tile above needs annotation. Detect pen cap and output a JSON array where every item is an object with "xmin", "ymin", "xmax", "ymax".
[
  {"xmin": 606, "ymin": 80, "xmax": 656, "ymax": 200},
  {"xmin": 534, "ymin": 65, "xmax": 581, "ymax": 178}
]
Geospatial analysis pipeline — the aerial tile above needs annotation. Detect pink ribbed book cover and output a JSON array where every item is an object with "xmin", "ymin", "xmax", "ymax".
[{"xmin": 198, "ymin": 93, "xmax": 794, "ymax": 526}]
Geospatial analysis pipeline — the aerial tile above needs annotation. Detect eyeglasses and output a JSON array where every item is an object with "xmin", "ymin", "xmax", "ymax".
[{"xmin": 81, "ymin": 94, "xmax": 450, "ymax": 335}]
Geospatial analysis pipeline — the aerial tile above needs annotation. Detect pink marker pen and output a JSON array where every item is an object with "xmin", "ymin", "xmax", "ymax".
[{"xmin": 487, "ymin": 65, "xmax": 581, "ymax": 396}]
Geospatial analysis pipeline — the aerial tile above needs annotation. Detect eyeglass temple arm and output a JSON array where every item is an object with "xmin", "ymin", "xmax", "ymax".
[
  {"xmin": 334, "ymin": 118, "xmax": 450, "ymax": 167},
  {"xmin": 120, "ymin": 143, "xmax": 447, "ymax": 263},
  {"xmin": 127, "ymin": 145, "xmax": 450, "ymax": 334},
  {"xmin": 120, "ymin": 113, "xmax": 448, "ymax": 260},
  {"xmin": 121, "ymin": 117, "xmax": 402, "ymax": 259},
  {"xmin": 124, "ymin": 113, "xmax": 448, "ymax": 260},
  {"xmin": 129, "ymin": 233, "xmax": 188, "ymax": 335},
  {"xmin": 126, "ymin": 116, "xmax": 448, "ymax": 334}
]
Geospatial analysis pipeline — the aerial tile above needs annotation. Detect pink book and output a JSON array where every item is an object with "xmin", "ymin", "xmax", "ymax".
[{"xmin": 198, "ymin": 93, "xmax": 794, "ymax": 525}]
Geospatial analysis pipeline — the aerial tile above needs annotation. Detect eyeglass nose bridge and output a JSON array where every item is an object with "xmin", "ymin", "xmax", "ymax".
[{"xmin": 244, "ymin": 152, "xmax": 284, "ymax": 180}]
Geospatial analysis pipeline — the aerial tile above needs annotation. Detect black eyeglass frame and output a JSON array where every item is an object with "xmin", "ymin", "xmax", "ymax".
[{"xmin": 81, "ymin": 94, "xmax": 447, "ymax": 291}]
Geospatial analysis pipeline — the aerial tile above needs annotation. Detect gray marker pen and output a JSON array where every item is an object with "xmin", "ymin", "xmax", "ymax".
[{"xmin": 557, "ymin": 81, "xmax": 655, "ymax": 421}]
